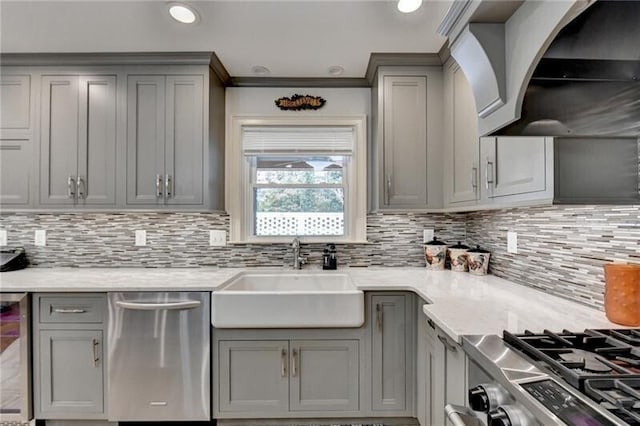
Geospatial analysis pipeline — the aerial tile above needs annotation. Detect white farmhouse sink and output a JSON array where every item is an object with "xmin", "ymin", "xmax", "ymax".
[{"xmin": 211, "ymin": 271, "xmax": 364, "ymax": 328}]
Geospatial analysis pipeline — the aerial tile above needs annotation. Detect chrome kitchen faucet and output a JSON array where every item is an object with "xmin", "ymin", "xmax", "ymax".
[{"xmin": 291, "ymin": 237, "xmax": 307, "ymax": 269}]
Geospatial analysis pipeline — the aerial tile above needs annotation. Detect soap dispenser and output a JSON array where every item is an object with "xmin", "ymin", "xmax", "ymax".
[{"xmin": 323, "ymin": 244, "xmax": 338, "ymax": 270}]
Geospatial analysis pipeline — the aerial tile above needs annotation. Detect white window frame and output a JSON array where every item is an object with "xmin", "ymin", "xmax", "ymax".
[{"xmin": 226, "ymin": 116, "xmax": 367, "ymax": 243}]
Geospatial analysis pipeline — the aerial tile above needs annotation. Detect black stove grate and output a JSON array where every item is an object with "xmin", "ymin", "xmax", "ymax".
[
  {"xmin": 504, "ymin": 329, "xmax": 640, "ymax": 390},
  {"xmin": 585, "ymin": 378, "xmax": 640, "ymax": 425}
]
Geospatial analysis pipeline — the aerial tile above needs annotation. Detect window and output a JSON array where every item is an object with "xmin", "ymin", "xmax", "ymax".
[{"xmin": 227, "ymin": 117, "xmax": 367, "ymax": 243}]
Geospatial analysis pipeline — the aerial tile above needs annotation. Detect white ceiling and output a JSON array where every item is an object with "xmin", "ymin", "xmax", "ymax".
[{"xmin": 0, "ymin": 0, "xmax": 452, "ymax": 78}]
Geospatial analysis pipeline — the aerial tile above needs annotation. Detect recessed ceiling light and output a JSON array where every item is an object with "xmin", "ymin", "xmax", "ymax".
[
  {"xmin": 328, "ymin": 66, "xmax": 344, "ymax": 76},
  {"xmin": 397, "ymin": 0, "xmax": 422, "ymax": 13},
  {"xmin": 251, "ymin": 65, "xmax": 271, "ymax": 76},
  {"xmin": 168, "ymin": 3, "xmax": 198, "ymax": 24}
]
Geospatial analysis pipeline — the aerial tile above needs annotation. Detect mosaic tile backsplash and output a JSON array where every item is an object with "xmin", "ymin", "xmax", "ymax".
[
  {"xmin": 2, "ymin": 205, "xmax": 639, "ymax": 310},
  {"xmin": 0, "ymin": 212, "xmax": 466, "ymax": 268},
  {"xmin": 466, "ymin": 205, "xmax": 640, "ymax": 309}
]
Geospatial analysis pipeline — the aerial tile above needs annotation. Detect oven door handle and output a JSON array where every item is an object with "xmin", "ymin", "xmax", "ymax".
[{"xmin": 445, "ymin": 404, "xmax": 483, "ymax": 426}]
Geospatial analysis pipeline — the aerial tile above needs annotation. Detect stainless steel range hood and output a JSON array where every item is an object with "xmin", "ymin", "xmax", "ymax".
[{"xmin": 499, "ymin": 0, "xmax": 640, "ymax": 137}]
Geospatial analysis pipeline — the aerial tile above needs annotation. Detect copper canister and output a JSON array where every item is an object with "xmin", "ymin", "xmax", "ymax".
[{"xmin": 603, "ymin": 263, "xmax": 640, "ymax": 326}]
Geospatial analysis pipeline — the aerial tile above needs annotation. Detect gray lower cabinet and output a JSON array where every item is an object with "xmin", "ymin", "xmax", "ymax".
[
  {"xmin": 218, "ymin": 340, "xmax": 289, "ymax": 413},
  {"xmin": 40, "ymin": 74, "xmax": 117, "ymax": 207},
  {"xmin": 370, "ymin": 293, "xmax": 414, "ymax": 414},
  {"xmin": 38, "ymin": 329, "xmax": 104, "ymax": 415},
  {"xmin": 290, "ymin": 340, "xmax": 359, "ymax": 412},
  {"xmin": 33, "ymin": 293, "xmax": 107, "ymax": 420},
  {"xmin": 423, "ymin": 315, "xmax": 467, "ymax": 426},
  {"xmin": 126, "ymin": 74, "xmax": 204, "ymax": 207},
  {"xmin": 218, "ymin": 339, "xmax": 360, "ymax": 416}
]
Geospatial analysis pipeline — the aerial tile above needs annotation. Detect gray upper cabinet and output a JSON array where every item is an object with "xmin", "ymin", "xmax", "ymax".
[
  {"xmin": 372, "ymin": 66, "xmax": 444, "ymax": 211},
  {"xmin": 480, "ymin": 136, "xmax": 553, "ymax": 202},
  {"xmin": 218, "ymin": 340, "xmax": 289, "ymax": 414},
  {"xmin": 40, "ymin": 74, "xmax": 117, "ymax": 206},
  {"xmin": 0, "ymin": 138, "xmax": 32, "ymax": 205},
  {"xmin": 370, "ymin": 293, "xmax": 414, "ymax": 414},
  {"xmin": 126, "ymin": 74, "xmax": 204, "ymax": 207},
  {"xmin": 382, "ymin": 75, "xmax": 428, "ymax": 207},
  {"xmin": 444, "ymin": 62, "xmax": 479, "ymax": 206},
  {"xmin": 0, "ymin": 75, "xmax": 31, "ymax": 131},
  {"xmin": 290, "ymin": 340, "xmax": 359, "ymax": 412}
]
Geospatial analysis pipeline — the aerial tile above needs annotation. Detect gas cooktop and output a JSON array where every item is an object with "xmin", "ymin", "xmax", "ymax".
[{"xmin": 504, "ymin": 328, "xmax": 640, "ymax": 425}]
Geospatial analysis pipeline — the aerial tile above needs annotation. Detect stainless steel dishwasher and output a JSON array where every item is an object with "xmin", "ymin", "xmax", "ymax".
[{"xmin": 107, "ymin": 292, "xmax": 210, "ymax": 421}]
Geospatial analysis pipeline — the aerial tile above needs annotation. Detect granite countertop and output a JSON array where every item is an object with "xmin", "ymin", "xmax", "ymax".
[{"xmin": 0, "ymin": 266, "xmax": 619, "ymax": 343}]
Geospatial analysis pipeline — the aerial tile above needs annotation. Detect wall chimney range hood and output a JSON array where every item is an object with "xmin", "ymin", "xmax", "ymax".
[{"xmin": 499, "ymin": 0, "xmax": 640, "ymax": 137}]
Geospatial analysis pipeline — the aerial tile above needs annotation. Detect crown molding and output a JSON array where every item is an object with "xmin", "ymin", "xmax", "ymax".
[
  {"xmin": 0, "ymin": 52, "xmax": 217, "ymax": 66},
  {"xmin": 209, "ymin": 52, "xmax": 231, "ymax": 86},
  {"xmin": 230, "ymin": 77, "xmax": 369, "ymax": 88},
  {"xmin": 437, "ymin": 0, "xmax": 473, "ymax": 37},
  {"xmin": 364, "ymin": 52, "xmax": 443, "ymax": 85}
]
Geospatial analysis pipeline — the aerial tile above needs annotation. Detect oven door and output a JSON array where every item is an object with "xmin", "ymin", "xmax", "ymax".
[
  {"xmin": 0, "ymin": 293, "xmax": 31, "ymax": 423},
  {"xmin": 446, "ymin": 404, "xmax": 486, "ymax": 426}
]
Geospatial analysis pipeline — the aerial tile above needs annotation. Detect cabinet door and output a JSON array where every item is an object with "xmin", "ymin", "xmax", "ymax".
[
  {"xmin": 371, "ymin": 294, "xmax": 407, "ymax": 411},
  {"xmin": 0, "ymin": 75, "xmax": 31, "ymax": 131},
  {"xmin": 447, "ymin": 65, "xmax": 479, "ymax": 204},
  {"xmin": 218, "ymin": 340, "xmax": 289, "ymax": 414},
  {"xmin": 126, "ymin": 75, "xmax": 165, "ymax": 205},
  {"xmin": 289, "ymin": 340, "xmax": 359, "ymax": 412},
  {"xmin": 444, "ymin": 335, "xmax": 467, "ymax": 414},
  {"xmin": 0, "ymin": 138, "xmax": 32, "ymax": 205},
  {"xmin": 424, "ymin": 319, "xmax": 446, "ymax": 426},
  {"xmin": 165, "ymin": 75, "xmax": 204, "ymax": 205},
  {"xmin": 40, "ymin": 76, "xmax": 79, "ymax": 205},
  {"xmin": 38, "ymin": 329, "xmax": 103, "ymax": 416},
  {"xmin": 382, "ymin": 75, "xmax": 428, "ymax": 208},
  {"xmin": 77, "ymin": 75, "xmax": 117, "ymax": 205},
  {"xmin": 481, "ymin": 136, "xmax": 549, "ymax": 199}
]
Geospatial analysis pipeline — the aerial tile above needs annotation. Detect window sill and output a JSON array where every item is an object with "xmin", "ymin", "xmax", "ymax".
[{"xmin": 227, "ymin": 239, "xmax": 372, "ymax": 245}]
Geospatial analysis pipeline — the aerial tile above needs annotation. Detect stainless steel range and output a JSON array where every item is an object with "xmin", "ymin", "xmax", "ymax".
[{"xmin": 456, "ymin": 329, "xmax": 640, "ymax": 426}]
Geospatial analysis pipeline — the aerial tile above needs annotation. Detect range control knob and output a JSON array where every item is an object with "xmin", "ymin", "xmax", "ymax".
[
  {"xmin": 469, "ymin": 384, "xmax": 509, "ymax": 413},
  {"xmin": 469, "ymin": 386, "xmax": 490, "ymax": 412},
  {"xmin": 488, "ymin": 405, "xmax": 534, "ymax": 426},
  {"xmin": 488, "ymin": 408, "xmax": 512, "ymax": 426}
]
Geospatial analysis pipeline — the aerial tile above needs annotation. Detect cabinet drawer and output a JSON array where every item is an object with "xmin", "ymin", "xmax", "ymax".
[{"xmin": 38, "ymin": 295, "xmax": 105, "ymax": 324}]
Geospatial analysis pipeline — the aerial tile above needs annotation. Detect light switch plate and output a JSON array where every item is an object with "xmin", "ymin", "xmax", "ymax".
[
  {"xmin": 423, "ymin": 229, "xmax": 434, "ymax": 243},
  {"xmin": 209, "ymin": 230, "xmax": 226, "ymax": 247},
  {"xmin": 0, "ymin": 229, "xmax": 6, "ymax": 246},
  {"xmin": 135, "ymin": 230, "xmax": 147, "ymax": 246},
  {"xmin": 507, "ymin": 231, "xmax": 518, "ymax": 254},
  {"xmin": 35, "ymin": 230, "xmax": 47, "ymax": 247}
]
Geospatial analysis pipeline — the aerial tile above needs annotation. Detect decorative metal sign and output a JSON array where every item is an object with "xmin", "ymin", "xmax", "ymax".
[{"xmin": 275, "ymin": 94, "xmax": 326, "ymax": 111}]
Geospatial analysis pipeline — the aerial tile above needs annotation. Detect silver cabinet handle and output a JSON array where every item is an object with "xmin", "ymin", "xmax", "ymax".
[
  {"xmin": 281, "ymin": 349, "xmax": 287, "ymax": 377},
  {"xmin": 67, "ymin": 176, "xmax": 76, "ymax": 199},
  {"xmin": 427, "ymin": 318, "xmax": 436, "ymax": 330},
  {"xmin": 115, "ymin": 300, "xmax": 201, "ymax": 310},
  {"xmin": 386, "ymin": 175, "xmax": 392, "ymax": 204},
  {"xmin": 471, "ymin": 167, "xmax": 478, "ymax": 192},
  {"xmin": 76, "ymin": 175, "xmax": 85, "ymax": 199},
  {"xmin": 92, "ymin": 338, "xmax": 99, "ymax": 367},
  {"xmin": 376, "ymin": 303, "xmax": 383, "ymax": 332},
  {"xmin": 291, "ymin": 348, "xmax": 298, "ymax": 377},
  {"xmin": 485, "ymin": 161, "xmax": 494, "ymax": 190},
  {"xmin": 438, "ymin": 334, "xmax": 458, "ymax": 353},
  {"xmin": 53, "ymin": 308, "xmax": 86, "ymax": 314},
  {"xmin": 165, "ymin": 174, "xmax": 172, "ymax": 199},
  {"xmin": 156, "ymin": 174, "xmax": 163, "ymax": 198}
]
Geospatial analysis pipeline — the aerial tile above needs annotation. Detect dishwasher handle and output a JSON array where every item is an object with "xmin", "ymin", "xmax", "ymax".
[{"xmin": 115, "ymin": 300, "xmax": 201, "ymax": 310}]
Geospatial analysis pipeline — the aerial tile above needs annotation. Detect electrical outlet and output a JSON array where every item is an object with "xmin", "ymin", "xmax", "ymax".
[
  {"xmin": 35, "ymin": 230, "xmax": 47, "ymax": 247},
  {"xmin": 507, "ymin": 231, "xmax": 518, "ymax": 254},
  {"xmin": 0, "ymin": 229, "xmax": 6, "ymax": 246},
  {"xmin": 135, "ymin": 230, "xmax": 147, "ymax": 246},
  {"xmin": 423, "ymin": 229, "xmax": 434, "ymax": 243},
  {"xmin": 209, "ymin": 230, "xmax": 226, "ymax": 247}
]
